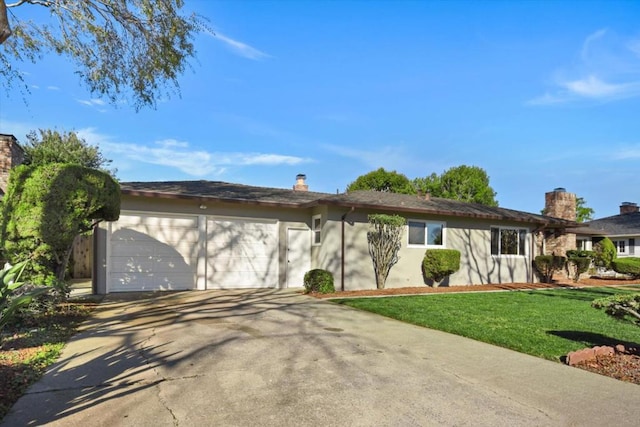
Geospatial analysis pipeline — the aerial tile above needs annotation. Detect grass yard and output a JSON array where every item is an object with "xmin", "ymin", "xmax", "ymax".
[{"xmin": 334, "ymin": 286, "xmax": 640, "ymax": 361}]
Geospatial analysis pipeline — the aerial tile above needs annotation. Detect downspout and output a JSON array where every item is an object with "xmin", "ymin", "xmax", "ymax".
[{"xmin": 341, "ymin": 207, "xmax": 355, "ymax": 291}]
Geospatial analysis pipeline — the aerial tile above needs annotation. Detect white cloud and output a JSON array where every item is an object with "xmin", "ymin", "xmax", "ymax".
[
  {"xmin": 612, "ymin": 144, "xmax": 640, "ymax": 160},
  {"xmin": 322, "ymin": 143, "xmax": 415, "ymax": 171},
  {"xmin": 47, "ymin": 86, "xmax": 60, "ymax": 91},
  {"xmin": 207, "ymin": 30, "xmax": 271, "ymax": 60},
  {"xmin": 562, "ymin": 75, "xmax": 640, "ymax": 98},
  {"xmin": 77, "ymin": 98, "xmax": 106, "ymax": 107},
  {"xmin": 76, "ymin": 128, "xmax": 311, "ymax": 177},
  {"xmin": 529, "ymin": 30, "xmax": 640, "ymax": 105}
]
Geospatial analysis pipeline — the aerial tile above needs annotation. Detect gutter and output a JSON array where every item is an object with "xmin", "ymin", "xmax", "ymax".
[{"xmin": 341, "ymin": 207, "xmax": 355, "ymax": 292}]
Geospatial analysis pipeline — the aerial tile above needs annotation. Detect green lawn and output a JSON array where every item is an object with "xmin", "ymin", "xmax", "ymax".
[{"xmin": 334, "ymin": 286, "xmax": 640, "ymax": 361}]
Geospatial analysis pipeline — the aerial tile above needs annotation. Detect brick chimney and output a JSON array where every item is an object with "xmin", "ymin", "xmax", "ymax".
[
  {"xmin": 543, "ymin": 187, "xmax": 576, "ymax": 258},
  {"xmin": 620, "ymin": 202, "xmax": 639, "ymax": 215},
  {"xmin": 0, "ymin": 134, "xmax": 25, "ymax": 195},
  {"xmin": 293, "ymin": 174, "xmax": 308, "ymax": 192}
]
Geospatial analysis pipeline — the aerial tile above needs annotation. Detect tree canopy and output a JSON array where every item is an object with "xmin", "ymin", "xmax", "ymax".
[
  {"xmin": 413, "ymin": 165, "xmax": 498, "ymax": 206},
  {"xmin": 576, "ymin": 197, "xmax": 595, "ymax": 223},
  {"xmin": 0, "ymin": 0, "xmax": 203, "ymax": 109},
  {"xmin": 24, "ymin": 129, "xmax": 114, "ymax": 174},
  {"xmin": 346, "ymin": 168, "xmax": 415, "ymax": 194},
  {"xmin": 1, "ymin": 163, "xmax": 120, "ymax": 282}
]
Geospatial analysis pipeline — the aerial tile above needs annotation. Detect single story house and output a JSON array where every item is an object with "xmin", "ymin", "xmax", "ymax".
[
  {"xmin": 93, "ymin": 177, "xmax": 577, "ymax": 293},
  {"xmin": 576, "ymin": 202, "xmax": 640, "ymax": 257}
]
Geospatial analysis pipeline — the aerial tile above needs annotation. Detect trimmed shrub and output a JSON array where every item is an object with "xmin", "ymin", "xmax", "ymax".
[
  {"xmin": 566, "ymin": 249, "xmax": 593, "ymax": 259},
  {"xmin": 303, "ymin": 269, "xmax": 335, "ymax": 294},
  {"xmin": 422, "ymin": 249, "xmax": 461, "ymax": 286},
  {"xmin": 592, "ymin": 237, "xmax": 616, "ymax": 269},
  {"xmin": 565, "ymin": 256, "xmax": 591, "ymax": 283},
  {"xmin": 534, "ymin": 255, "xmax": 566, "ymax": 283},
  {"xmin": 592, "ymin": 293, "xmax": 640, "ymax": 326},
  {"xmin": 610, "ymin": 257, "xmax": 640, "ymax": 278}
]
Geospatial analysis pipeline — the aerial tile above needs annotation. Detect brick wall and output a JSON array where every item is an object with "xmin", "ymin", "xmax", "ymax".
[{"xmin": 0, "ymin": 134, "xmax": 25, "ymax": 194}]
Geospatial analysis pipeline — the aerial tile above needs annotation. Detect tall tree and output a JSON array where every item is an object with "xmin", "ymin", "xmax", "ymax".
[
  {"xmin": 0, "ymin": 0, "xmax": 203, "ymax": 109},
  {"xmin": 576, "ymin": 197, "xmax": 595, "ymax": 223},
  {"xmin": 346, "ymin": 168, "xmax": 416, "ymax": 194},
  {"xmin": 24, "ymin": 129, "xmax": 114, "ymax": 174},
  {"xmin": 414, "ymin": 165, "xmax": 498, "ymax": 206}
]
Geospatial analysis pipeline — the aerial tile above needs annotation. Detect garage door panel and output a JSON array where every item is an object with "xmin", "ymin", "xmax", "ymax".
[
  {"xmin": 109, "ymin": 213, "xmax": 198, "ymax": 292},
  {"xmin": 206, "ymin": 219, "xmax": 278, "ymax": 289}
]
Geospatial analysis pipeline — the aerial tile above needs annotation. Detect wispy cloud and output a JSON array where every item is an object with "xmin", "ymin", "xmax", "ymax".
[
  {"xmin": 77, "ymin": 128, "xmax": 310, "ymax": 177},
  {"xmin": 529, "ymin": 29, "xmax": 640, "ymax": 105},
  {"xmin": 612, "ymin": 144, "xmax": 640, "ymax": 160},
  {"xmin": 207, "ymin": 30, "xmax": 271, "ymax": 60},
  {"xmin": 322, "ymin": 143, "xmax": 416, "ymax": 171},
  {"xmin": 77, "ymin": 98, "xmax": 108, "ymax": 112}
]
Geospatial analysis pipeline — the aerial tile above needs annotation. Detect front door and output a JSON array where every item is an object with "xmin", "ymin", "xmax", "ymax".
[{"xmin": 286, "ymin": 228, "xmax": 311, "ymax": 288}]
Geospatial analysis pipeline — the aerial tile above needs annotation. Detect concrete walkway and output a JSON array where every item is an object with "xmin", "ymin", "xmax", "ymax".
[{"xmin": 2, "ymin": 289, "xmax": 639, "ymax": 426}]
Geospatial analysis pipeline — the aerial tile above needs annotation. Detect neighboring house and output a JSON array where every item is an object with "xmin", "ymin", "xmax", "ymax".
[
  {"xmin": 576, "ymin": 202, "xmax": 640, "ymax": 257},
  {"xmin": 0, "ymin": 134, "xmax": 24, "ymax": 197},
  {"xmin": 92, "ymin": 178, "xmax": 577, "ymax": 293}
]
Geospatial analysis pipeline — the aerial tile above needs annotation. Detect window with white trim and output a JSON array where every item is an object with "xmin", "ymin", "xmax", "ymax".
[
  {"xmin": 613, "ymin": 240, "xmax": 626, "ymax": 254},
  {"xmin": 312, "ymin": 215, "xmax": 322, "ymax": 245},
  {"xmin": 491, "ymin": 227, "xmax": 527, "ymax": 256},
  {"xmin": 630, "ymin": 238, "xmax": 635, "ymax": 255},
  {"xmin": 407, "ymin": 220, "xmax": 445, "ymax": 247}
]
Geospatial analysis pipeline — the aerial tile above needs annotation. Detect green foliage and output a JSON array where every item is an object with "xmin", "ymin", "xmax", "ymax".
[
  {"xmin": 610, "ymin": 257, "xmax": 640, "ymax": 278},
  {"xmin": 566, "ymin": 249, "xmax": 593, "ymax": 258},
  {"xmin": 575, "ymin": 197, "xmax": 595, "ymax": 223},
  {"xmin": 422, "ymin": 249, "xmax": 461, "ymax": 286},
  {"xmin": 346, "ymin": 168, "xmax": 416, "ymax": 194},
  {"xmin": 24, "ymin": 129, "xmax": 113, "ymax": 174},
  {"xmin": 1, "ymin": 0, "xmax": 204, "ymax": 110},
  {"xmin": 1, "ymin": 164, "xmax": 120, "ymax": 282},
  {"xmin": 337, "ymin": 287, "xmax": 640, "ymax": 361},
  {"xmin": 534, "ymin": 255, "xmax": 566, "ymax": 283},
  {"xmin": 303, "ymin": 269, "xmax": 335, "ymax": 294},
  {"xmin": 0, "ymin": 260, "xmax": 49, "ymax": 330},
  {"xmin": 565, "ymin": 256, "xmax": 591, "ymax": 283},
  {"xmin": 592, "ymin": 293, "xmax": 640, "ymax": 326},
  {"xmin": 367, "ymin": 214, "xmax": 406, "ymax": 289},
  {"xmin": 592, "ymin": 237, "xmax": 616, "ymax": 269},
  {"xmin": 413, "ymin": 165, "xmax": 498, "ymax": 206}
]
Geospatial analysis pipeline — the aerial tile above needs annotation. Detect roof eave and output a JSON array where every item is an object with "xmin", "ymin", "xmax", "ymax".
[{"xmin": 121, "ymin": 189, "xmax": 308, "ymax": 209}]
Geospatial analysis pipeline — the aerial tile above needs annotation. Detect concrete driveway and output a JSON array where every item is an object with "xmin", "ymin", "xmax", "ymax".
[{"xmin": 2, "ymin": 289, "xmax": 639, "ymax": 426}]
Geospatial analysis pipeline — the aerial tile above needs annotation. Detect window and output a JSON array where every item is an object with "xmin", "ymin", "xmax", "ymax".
[
  {"xmin": 614, "ymin": 240, "xmax": 626, "ymax": 254},
  {"xmin": 491, "ymin": 227, "xmax": 527, "ymax": 256},
  {"xmin": 408, "ymin": 221, "xmax": 444, "ymax": 247},
  {"xmin": 312, "ymin": 215, "xmax": 322, "ymax": 245},
  {"xmin": 630, "ymin": 239, "xmax": 635, "ymax": 255},
  {"xmin": 577, "ymin": 239, "xmax": 588, "ymax": 251}
]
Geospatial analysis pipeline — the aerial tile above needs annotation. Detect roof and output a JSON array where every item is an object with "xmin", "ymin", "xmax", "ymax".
[
  {"xmin": 121, "ymin": 180, "xmax": 331, "ymax": 207},
  {"xmin": 120, "ymin": 181, "xmax": 575, "ymax": 226},
  {"xmin": 581, "ymin": 212, "xmax": 640, "ymax": 236},
  {"xmin": 312, "ymin": 190, "xmax": 574, "ymax": 226}
]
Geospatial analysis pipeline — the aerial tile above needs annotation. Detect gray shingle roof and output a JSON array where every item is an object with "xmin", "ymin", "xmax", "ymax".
[
  {"xmin": 313, "ymin": 190, "xmax": 574, "ymax": 225},
  {"xmin": 582, "ymin": 212, "xmax": 640, "ymax": 236},
  {"xmin": 121, "ymin": 180, "xmax": 330, "ymax": 206},
  {"xmin": 120, "ymin": 181, "xmax": 575, "ymax": 226}
]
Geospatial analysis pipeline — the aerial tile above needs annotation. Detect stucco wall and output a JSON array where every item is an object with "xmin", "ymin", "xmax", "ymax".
[{"xmin": 318, "ymin": 208, "xmax": 535, "ymax": 290}]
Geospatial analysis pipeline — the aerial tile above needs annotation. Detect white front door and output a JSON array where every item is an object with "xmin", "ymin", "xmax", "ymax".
[{"xmin": 286, "ymin": 228, "xmax": 311, "ymax": 288}]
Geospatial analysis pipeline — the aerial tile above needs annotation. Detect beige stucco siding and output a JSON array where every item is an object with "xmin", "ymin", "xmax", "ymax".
[{"xmin": 319, "ymin": 208, "xmax": 535, "ymax": 290}]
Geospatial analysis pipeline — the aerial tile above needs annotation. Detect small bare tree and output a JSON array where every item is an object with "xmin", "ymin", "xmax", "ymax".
[{"xmin": 367, "ymin": 214, "xmax": 406, "ymax": 289}]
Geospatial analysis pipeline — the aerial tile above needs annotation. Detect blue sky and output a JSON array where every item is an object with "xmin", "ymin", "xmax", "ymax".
[{"xmin": 1, "ymin": 0, "xmax": 640, "ymax": 218}]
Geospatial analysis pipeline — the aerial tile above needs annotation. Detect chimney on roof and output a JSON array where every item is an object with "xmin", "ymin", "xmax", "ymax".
[
  {"xmin": 0, "ymin": 134, "xmax": 25, "ymax": 195},
  {"xmin": 416, "ymin": 189, "xmax": 430, "ymax": 201},
  {"xmin": 620, "ymin": 202, "xmax": 639, "ymax": 215},
  {"xmin": 543, "ymin": 187, "xmax": 576, "ymax": 260},
  {"xmin": 293, "ymin": 174, "xmax": 308, "ymax": 192}
]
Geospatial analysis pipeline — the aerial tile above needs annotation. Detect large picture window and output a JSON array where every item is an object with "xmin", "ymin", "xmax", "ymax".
[
  {"xmin": 491, "ymin": 227, "xmax": 527, "ymax": 256},
  {"xmin": 408, "ymin": 220, "xmax": 444, "ymax": 247}
]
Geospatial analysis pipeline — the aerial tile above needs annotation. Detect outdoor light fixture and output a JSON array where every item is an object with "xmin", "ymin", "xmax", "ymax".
[{"xmin": 199, "ymin": 204, "xmax": 207, "ymax": 210}]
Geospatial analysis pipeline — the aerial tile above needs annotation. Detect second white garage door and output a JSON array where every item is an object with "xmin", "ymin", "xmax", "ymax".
[{"xmin": 206, "ymin": 218, "xmax": 279, "ymax": 289}]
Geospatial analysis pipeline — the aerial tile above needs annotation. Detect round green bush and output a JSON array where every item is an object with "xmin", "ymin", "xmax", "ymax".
[{"xmin": 303, "ymin": 269, "xmax": 335, "ymax": 294}]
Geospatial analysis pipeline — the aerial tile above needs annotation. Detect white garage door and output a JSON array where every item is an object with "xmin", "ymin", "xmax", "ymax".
[
  {"xmin": 207, "ymin": 218, "xmax": 278, "ymax": 289},
  {"xmin": 109, "ymin": 213, "xmax": 199, "ymax": 292}
]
